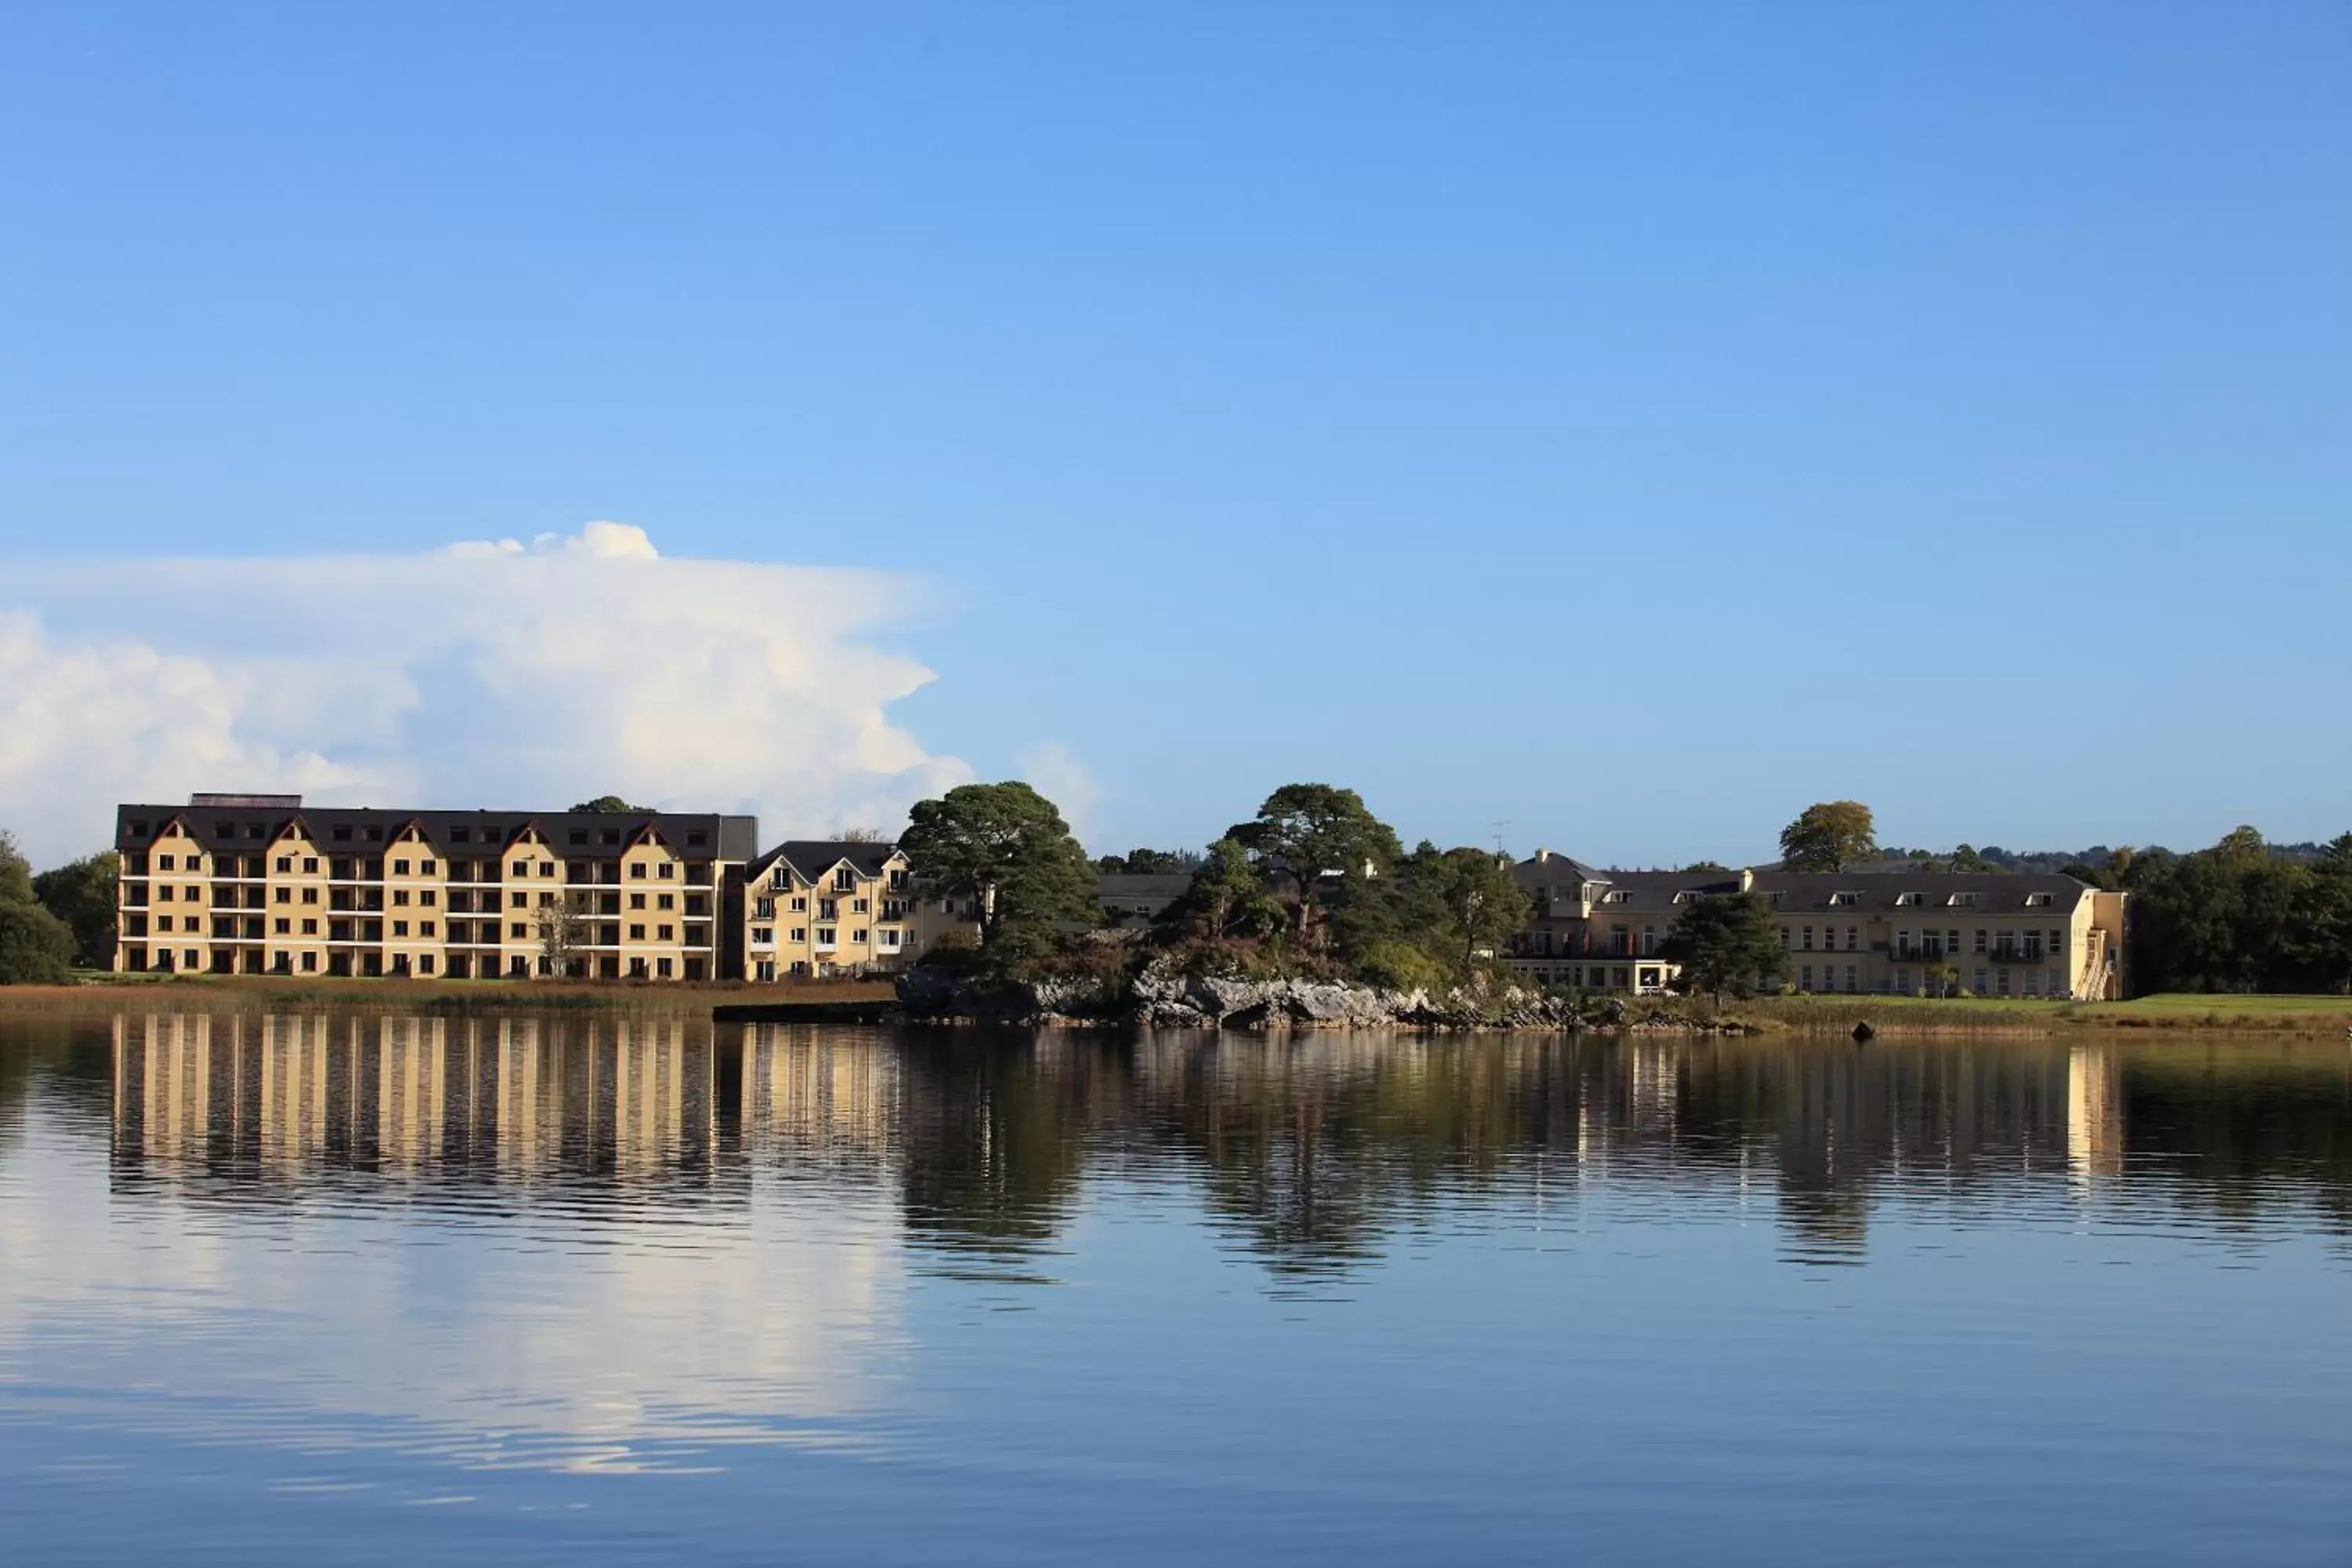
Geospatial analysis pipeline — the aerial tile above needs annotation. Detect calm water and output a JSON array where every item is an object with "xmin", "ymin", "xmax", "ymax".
[{"xmin": 1, "ymin": 1009, "xmax": 2347, "ymax": 1566}]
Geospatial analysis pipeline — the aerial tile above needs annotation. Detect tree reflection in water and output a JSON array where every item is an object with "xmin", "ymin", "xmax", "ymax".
[{"xmin": 3, "ymin": 1007, "xmax": 2343, "ymax": 1279}]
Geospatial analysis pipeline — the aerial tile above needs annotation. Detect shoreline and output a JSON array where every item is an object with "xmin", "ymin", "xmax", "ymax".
[{"xmin": 3, "ymin": 977, "xmax": 2347, "ymax": 1037}]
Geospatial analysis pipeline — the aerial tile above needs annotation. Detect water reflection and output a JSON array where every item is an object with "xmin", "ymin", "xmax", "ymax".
[{"xmin": 80, "ymin": 1012, "xmax": 2352, "ymax": 1272}]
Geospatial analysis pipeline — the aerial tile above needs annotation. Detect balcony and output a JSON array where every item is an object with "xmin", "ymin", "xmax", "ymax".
[{"xmin": 1987, "ymin": 946, "xmax": 2046, "ymax": 966}]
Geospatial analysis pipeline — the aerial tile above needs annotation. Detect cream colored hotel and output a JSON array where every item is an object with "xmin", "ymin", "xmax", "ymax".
[
  {"xmin": 115, "ymin": 792, "xmax": 2125, "ymax": 998},
  {"xmin": 112, "ymin": 793, "xmax": 975, "ymax": 982}
]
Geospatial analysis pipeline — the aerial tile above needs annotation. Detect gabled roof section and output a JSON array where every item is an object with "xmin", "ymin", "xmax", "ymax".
[{"xmin": 760, "ymin": 840, "xmax": 908, "ymax": 884}]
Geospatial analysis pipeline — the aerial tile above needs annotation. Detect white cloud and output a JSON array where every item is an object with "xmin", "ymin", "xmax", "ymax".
[
  {"xmin": 1014, "ymin": 741, "xmax": 1103, "ymax": 848},
  {"xmin": 0, "ymin": 523, "xmax": 973, "ymax": 865}
]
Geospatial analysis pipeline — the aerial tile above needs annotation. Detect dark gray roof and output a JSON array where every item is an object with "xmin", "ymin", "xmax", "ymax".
[
  {"xmin": 748, "ymin": 839, "xmax": 906, "ymax": 884},
  {"xmin": 1577, "ymin": 869, "xmax": 2092, "ymax": 917},
  {"xmin": 1512, "ymin": 851, "xmax": 1610, "ymax": 892},
  {"xmin": 115, "ymin": 802, "xmax": 758, "ymax": 862},
  {"xmin": 1098, "ymin": 873, "xmax": 1192, "ymax": 902}
]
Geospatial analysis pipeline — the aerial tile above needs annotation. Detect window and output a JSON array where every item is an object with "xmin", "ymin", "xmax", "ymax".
[
  {"xmin": 2024, "ymin": 893, "xmax": 2053, "ymax": 908},
  {"xmin": 629, "ymin": 893, "xmax": 646, "ymax": 910},
  {"xmin": 158, "ymin": 885, "xmax": 174, "ymax": 902},
  {"xmin": 818, "ymin": 898, "xmax": 838, "ymax": 920},
  {"xmin": 539, "ymin": 891, "xmax": 554, "ymax": 907},
  {"xmin": 510, "ymin": 891, "xmax": 527, "ymax": 909},
  {"xmin": 630, "ymin": 862, "xmax": 648, "ymax": 879},
  {"xmin": 752, "ymin": 927, "xmax": 774, "ymax": 944},
  {"xmin": 300, "ymin": 952, "xmax": 318, "ymax": 972},
  {"xmin": 302, "ymin": 918, "xmax": 318, "ymax": 935},
  {"xmin": 273, "ymin": 855, "xmax": 291, "ymax": 873},
  {"xmin": 420, "ymin": 890, "xmax": 436, "ymax": 907},
  {"xmin": 657, "ymin": 924, "xmax": 673, "ymax": 942},
  {"xmin": 332, "ymin": 826, "xmax": 352, "ymax": 842},
  {"xmin": 159, "ymin": 854, "xmax": 176, "ymax": 871},
  {"xmin": 452, "ymin": 828, "xmax": 471, "ymax": 843},
  {"xmin": 2049, "ymin": 928, "xmax": 2065, "ymax": 949},
  {"xmin": 365, "ymin": 826, "xmax": 383, "ymax": 842},
  {"xmin": 1973, "ymin": 929, "xmax": 1987, "ymax": 953},
  {"xmin": 510, "ymin": 922, "xmax": 528, "ymax": 939},
  {"xmin": 1950, "ymin": 892, "xmax": 1979, "ymax": 908},
  {"xmin": 790, "ymin": 897, "xmax": 807, "ymax": 913},
  {"xmin": 755, "ymin": 897, "xmax": 775, "ymax": 920},
  {"xmin": 688, "ymin": 830, "xmax": 707, "ymax": 847},
  {"xmin": 511, "ymin": 860, "xmax": 528, "ymax": 877},
  {"xmin": 789, "ymin": 927, "xmax": 806, "ymax": 942},
  {"xmin": 419, "ymin": 954, "xmax": 436, "ymax": 975},
  {"xmin": 1801, "ymin": 966, "xmax": 1813, "ymax": 991},
  {"xmin": 302, "ymin": 887, "xmax": 318, "ymax": 905},
  {"xmin": 569, "ymin": 830, "xmax": 589, "ymax": 845},
  {"xmin": 1846, "ymin": 964, "xmax": 1857, "ymax": 992},
  {"xmin": 419, "ymin": 859, "xmax": 436, "ymax": 875},
  {"xmin": 852, "ymin": 898, "xmax": 869, "ymax": 914},
  {"xmin": 657, "ymin": 893, "xmax": 674, "ymax": 910},
  {"xmin": 1845, "ymin": 927, "xmax": 1858, "ymax": 951},
  {"xmin": 539, "ymin": 861, "xmax": 554, "ymax": 877},
  {"xmin": 881, "ymin": 930, "xmax": 901, "ymax": 949},
  {"xmin": 421, "ymin": 921, "xmax": 436, "ymax": 937},
  {"xmin": 129, "ymin": 820, "xmax": 150, "ymax": 837},
  {"xmin": 630, "ymin": 923, "xmax": 646, "ymax": 940},
  {"xmin": 1897, "ymin": 892, "xmax": 1929, "ymax": 906},
  {"xmin": 393, "ymin": 920, "xmax": 409, "ymax": 937},
  {"xmin": 1801, "ymin": 927, "xmax": 1814, "ymax": 951},
  {"xmin": 393, "ymin": 858, "xmax": 410, "ymax": 876},
  {"xmin": 657, "ymin": 862, "xmax": 674, "ymax": 880},
  {"xmin": 1948, "ymin": 930, "xmax": 1961, "ymax": 952},
  {"xmin": 851, "ymin": 928, "xmax": 868, "ymax": 944},
  {"xmin": 214, "ymin": 822, "xmax": 234, "ymax": 839},
  {"xmin": 393, "ymin": 890, "xmax": 410, "ymax": 906},
  {"xmin": 657, "ymin": 957, "xmax": 673, "ymax": 978},
  {"xmin": 815, "ymin": 927, "xmax": 837, "ymax": 946}
]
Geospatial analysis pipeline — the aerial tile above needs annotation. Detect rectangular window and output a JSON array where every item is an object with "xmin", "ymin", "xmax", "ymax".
[
  {"xmin": 657, "ymin": 924, "xmax": 673, "ymax": 942},
  {"xmin": 301, "ymin": 918, "xmax": 318, "ymax": 935},
  {"xmin": 393, "ymin": 889, "xmax": 410, "ymax": 906},
  {"xmin": 158, "ymin": 885, "xmax": 175, "ymax": 902},
  {"xmin": 657, "ymin": 862, "xmax": 674, "ymax": 880},
  {"xmin": 789, "ymin": 928, "xmax": 806, "ymax": 943},
  {"xmin": 1845, "ymin": 964, "xmax": 1857, "ymax": 992},
  {"xmin": 752, "ymin": 927, "xmax": 773, "ymax": 944},
  {"xmin": 630, "ymin": 863, "xmax": 648, "ymax": 879},
  {"xmin": 630, "ymin": 892, "xmax": 646, "ymax": 909},
  {"xmin": 1801, "ymin": 966, "xmax": 1813, "ymax": 991},
  {"xmin": 512, "ymin": 860, "xmax": 529, "ymax": 877},
  {"xmin": 274, "ymin": 917, "xmax": 290, "ymax": 935},
  {"xmin": 657, "ymin": 957, "xmax": 673, "ymax": 978},
  {"xmin": 1845, "ymin": 927, "xmax": 1858, "ymax": 951},
  {"xmin": 852, "ymin": 898, "xmax": 869, "ymax": 914},
  {"xmin": 790, "ymin": 897, "xmax": 807, "ymax": 913},
  {"xmin": 657, "ymin": 892, "xmax": 673, "ymax": 910},
  {"xmin": 421, "ymin": 921, "xmax": 436, "ymax": 937},
  {"xmin": 630, "ymin": 924, "xmax": 646, "ymax": 940},
  {"xmin": 818, "ymin": 898, "xmax": 838, "ymax": 920},
  {"xmin": 882, "ymin": 930, "xmax": 901, "ymax": 948},
  {"xmin": 852, "ymin": 929, "xmax": 868, "ymax": 944},
  {"xmin": 159, "ymin": 854, "xmax": 176, "ymax": 871},
  {"xmin": 2049, "ymin": 928, "xmax": 2064, "ymax": 949},
  {"xmin": 393, "ymin": 858, "xmax": 410, "ymax": 876},
  {"xmin": 392, "ymin": 920, "xmax": 408, "ymax": 937},
  {"xmin": 1801, "ymin": 927, "xmax": 1813, "ymax": 951},
  {"xmin": 816, "ymin": 927, "xmax": 836, "ymax": 946},
  {"xmin": 510, "ymin": 891, "xmax": 527, "ymax": 908}
]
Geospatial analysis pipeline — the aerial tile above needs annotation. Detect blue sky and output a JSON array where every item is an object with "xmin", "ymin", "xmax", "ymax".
[{"xmin": 3, "ymin": 2, "xmax": 2347, "ymax": 866}]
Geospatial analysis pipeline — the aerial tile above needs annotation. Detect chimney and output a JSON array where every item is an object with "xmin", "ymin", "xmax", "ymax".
[
  {"xmin": 1536, "ymin": 848, "xmax": 1550, "ymax": 863},
  {"xmin": 1739, "ymin": 867, "xmax": 1755, "ymax": 893}
]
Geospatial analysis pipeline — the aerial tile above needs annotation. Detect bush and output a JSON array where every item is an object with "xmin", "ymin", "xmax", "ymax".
[
  {"xmin": 0, "ymin": 899, "xmax": 77, "ymax": 985},
  {"xmin": 1354, "ymin": 941, "xmax": 1450, "ymax": 995}
]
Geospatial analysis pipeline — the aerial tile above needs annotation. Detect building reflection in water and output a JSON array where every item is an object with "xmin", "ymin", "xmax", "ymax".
[{"xmin": 103, "ymin": 1013, "xmax": 2345, "ymax": 1276}]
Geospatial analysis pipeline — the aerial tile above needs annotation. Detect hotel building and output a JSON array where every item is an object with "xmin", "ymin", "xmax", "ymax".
[
  {"xmin": 737, "ymin": 840, "xmax": 982, "ymax": 978},
  {"xmin": 114, "ymin": 794, "xmax": 758, "ymax": 981},
  {"xmin": 1508, "ymin": 853, "xmax": 2126, "ymax": 1000}
]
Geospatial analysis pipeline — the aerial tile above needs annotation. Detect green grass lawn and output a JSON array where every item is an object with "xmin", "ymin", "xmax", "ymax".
[{"xmin": 2085, "ymin": 993, "xmax": 2352, "ymax": 1018}]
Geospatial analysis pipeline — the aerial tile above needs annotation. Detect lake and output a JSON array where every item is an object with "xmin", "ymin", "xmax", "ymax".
[{"xmin": 1, "ymin": 1006, "xmax": 2347, "ymax": 1566}]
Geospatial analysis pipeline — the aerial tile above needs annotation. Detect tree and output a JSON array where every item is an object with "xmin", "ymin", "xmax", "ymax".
[
  {"xmin": 2308, "ymin": 833, "xmax": 2352, "ymax": 995},
  {"xmin": 0, "ymin": 833, "xmax": 76, "ymax": 985},
  {"xmin": 1679, "ymin": 860, "xmax": 1732, "ymax": 876},
  {"xmin": 1161, "ymin": 837, "xmax": 1285, "ymax": 944},
  {"xmin": 1778, "ymin": 802, "xmax": 1877, "ymax": 873},
  {"xmin": 835, "ymin": 826, "xmax": 891, "ymax": 844},
  {"xmin": 0, "ymin": 831, "xmax": 33, "ymax": 906},
  {"xmin": 1227, "ymin": 785, "xmax": 1403, "ymax": 946},
  {"xmin": 1407, "ymin": 845, "xmax": 1532, "ymax": 975},
  {"xmin": 537, "ymin": 894, "xmax": 593, "ymax": 978},
  {"xmin": 1098, "ymin": 848, "xmax": 1193, "ymax": 876},
  {"xmin": 571, "ymin": 795, "xmax": 646, "ymax": 813},
  {"xmin": 900, "ymin": 782, "xmax": 1098, "ymax": 967},
  {"xmin": 1661, "ymin": 893, "xmax": 1784, "ymax": 1005},
  {"xmin": 34, "ymin": 851, "xmax": 119, "ymax": 969}
]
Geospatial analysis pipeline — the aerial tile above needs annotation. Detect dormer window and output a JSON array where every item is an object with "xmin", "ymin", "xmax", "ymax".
[
  {"xmin": 1829, "ymin": 891, "xmax": 1860, "ymax": 907},
  {"xmin": 1602, "ymin": 890, "xmax": 1631, "ymax": 904},
  {"xmin": 1948, "ymin": 892, "xmax": 1979, "ymax": 908},
  {"xmin": 1896, "ymin": 891, "xmax": 1930, "ymax": 906},
  {"xmin": 2024, "ymin": 892, "xmax": 2053, "ymax": 908},
  {"xmin": 452, "ymin": 827, "xmax": 470, "ymax": 843}
]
